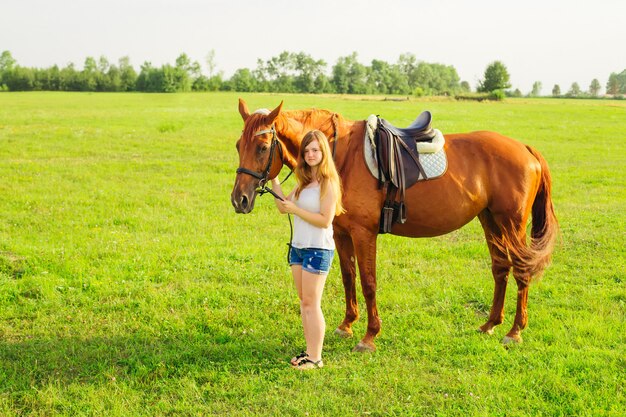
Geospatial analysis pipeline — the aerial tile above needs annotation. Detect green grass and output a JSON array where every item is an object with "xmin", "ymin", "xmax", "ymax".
[{"xmin": 0, "ymin": 92, "xmax": 624, "ymax": 416}]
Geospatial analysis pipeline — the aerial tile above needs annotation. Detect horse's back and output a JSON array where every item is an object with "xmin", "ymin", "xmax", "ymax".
[
  {"xmin": 391, "ymin": 131, "xmax": 542, "ymax": 237},
  {"xmin": 444, "ymin": 131, "xmax": 541, "ymax": 184}
]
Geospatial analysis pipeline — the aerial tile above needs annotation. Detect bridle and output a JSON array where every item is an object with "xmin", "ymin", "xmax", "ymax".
[{"xmin": 235, "ymin": 125, "xmax": 290, "ymax": 201}]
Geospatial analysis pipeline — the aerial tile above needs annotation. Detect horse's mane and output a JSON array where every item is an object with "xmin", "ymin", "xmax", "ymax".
[
  {"xmin": 242, "ymin": 108, "xmax": 349, "ymax": 154},
  {"xmin": 278, "ymin": 108, "xmax": 346, "ymax": 138}
]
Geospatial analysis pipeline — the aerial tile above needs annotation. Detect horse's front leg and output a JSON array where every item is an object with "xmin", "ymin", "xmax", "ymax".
[
  {"xmin": 352, "ymin": 228, "xmax": 380, "ymax": 352},
  {"xmin": 334, "ymin": 231, "xmax": 358, "ymax": 338}
]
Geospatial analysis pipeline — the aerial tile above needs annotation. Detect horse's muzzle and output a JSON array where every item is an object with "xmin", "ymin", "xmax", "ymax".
[{"xmin": 231, "ymin": 190, "xmax": 256, "ymax": 214}]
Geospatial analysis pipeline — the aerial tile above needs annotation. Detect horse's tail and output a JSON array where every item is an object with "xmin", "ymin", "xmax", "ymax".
[{"xmin": 498, "ymin": 146, "xmax": 559, "ymax": 280}]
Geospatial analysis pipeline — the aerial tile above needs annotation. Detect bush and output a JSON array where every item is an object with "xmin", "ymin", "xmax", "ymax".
[
  {"xmin": 454, "ymin": 91, "xmax": 505, "ymax": 102},
  {"xmin": 491, "ymin": 89, "xmax": 505, "ymax": 100},
  {"xmin": 413, "ymin": 87, "xmax": 425, "ymax": 97}
]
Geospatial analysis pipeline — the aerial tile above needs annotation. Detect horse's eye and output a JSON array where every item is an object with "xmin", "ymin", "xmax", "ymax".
[{"xmin": 258, "ymin": 144, "xmax": 269, "ymax": 154}]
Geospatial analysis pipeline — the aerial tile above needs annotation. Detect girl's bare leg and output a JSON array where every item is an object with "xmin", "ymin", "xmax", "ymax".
[{"xmin": 300, "ymin": 270, "xmax": 328, "ymax": 361}]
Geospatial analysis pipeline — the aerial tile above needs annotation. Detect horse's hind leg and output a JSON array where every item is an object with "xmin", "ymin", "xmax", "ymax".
[
  {"xmin": 478, "ymin": 211, "xmax": 512, "ymax": 335},
  {"xmin": 503, "ymin": 273, "xmax": 529, "ymax": 344},
  {"xmin": 334, "ymin": 231, "xmax": 359, "ymax": 338},
  {"xmin": 482, "ymin": 207, "xmax": 533, "ymax": 345}
]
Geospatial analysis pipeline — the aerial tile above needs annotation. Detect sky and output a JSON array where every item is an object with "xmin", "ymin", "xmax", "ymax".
[{"xmin": 2, "ymin": 0, "xmax": 625, "ymax": 94}]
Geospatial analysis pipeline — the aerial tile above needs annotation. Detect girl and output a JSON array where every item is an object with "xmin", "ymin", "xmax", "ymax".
[{"xmin": 270, "ymin": 130, "xmax": 344, "ymax": 370}]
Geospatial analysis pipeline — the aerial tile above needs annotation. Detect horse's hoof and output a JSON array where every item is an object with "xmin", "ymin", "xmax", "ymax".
[
  {"xmin": 502, "ymin": 335, "xmax": 522, "ymax": 345},
  {"xmin": 478, "ymin": 322, "xmax": 497, "ymax": 335},
  {"xmin": 478, "ymin": 326, "xmax": 494, "ymax": 335},
  {"xmin": 352, "ymin": 341, "xmax": 376, "ymax": 353},
  {"xmin": 334, "ymin": 327, "xmax": 353, "ymax": 338}
]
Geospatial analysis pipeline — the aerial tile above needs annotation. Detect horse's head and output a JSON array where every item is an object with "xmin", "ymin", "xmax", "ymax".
[{"xmin": 231, "ymin": 98, "xmax": 285, "ymax": 213}]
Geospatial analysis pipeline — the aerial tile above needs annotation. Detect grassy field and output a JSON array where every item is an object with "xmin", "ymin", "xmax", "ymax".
[{"xmin": 0, "ymin": 92, "xmax": 624, "ymax": 416}]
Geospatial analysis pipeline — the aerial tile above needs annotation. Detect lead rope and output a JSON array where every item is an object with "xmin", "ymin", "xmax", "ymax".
[{"xmin": 257, "ymin": 171, "xmax": 294, "ymax": 264}]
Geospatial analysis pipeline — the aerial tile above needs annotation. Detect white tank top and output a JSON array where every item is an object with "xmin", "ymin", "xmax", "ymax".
[{"xmin": 291, "ymin": 185, "xmax": 335, "ymax": 250}]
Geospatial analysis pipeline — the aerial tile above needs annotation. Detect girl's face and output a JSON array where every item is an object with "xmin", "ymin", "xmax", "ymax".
[{"xmin": 303, "ymin": 139, "xmax": 323, "ymax": 167}]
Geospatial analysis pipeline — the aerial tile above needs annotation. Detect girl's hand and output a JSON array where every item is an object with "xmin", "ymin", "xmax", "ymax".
[{"xmin": 278, "ymin": 200, "xmax": 298, "ymax": 215}]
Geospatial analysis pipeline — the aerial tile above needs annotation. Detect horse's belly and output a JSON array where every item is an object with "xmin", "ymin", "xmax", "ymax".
[{"xmin": 389, "ymin": 178, "xmax": 487, "ymax": 238}]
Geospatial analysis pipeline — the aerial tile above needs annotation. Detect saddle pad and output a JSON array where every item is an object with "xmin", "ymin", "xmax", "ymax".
[{"xmin": 364, "ymin": 116, "xmax": 447, "ymax": 182}]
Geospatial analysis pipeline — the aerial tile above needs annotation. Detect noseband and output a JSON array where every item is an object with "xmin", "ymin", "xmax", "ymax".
[{"xmin": 236, "ymin": 125, "xmax": 289, "ymax": 200}]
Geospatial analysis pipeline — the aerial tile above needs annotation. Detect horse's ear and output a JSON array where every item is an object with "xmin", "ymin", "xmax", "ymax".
[
  {"xmin": 238, "ymin": 98, "xmax": 250, "ymax": 121},
  {"xmin": 266, "ymin": 101, "xmax": 283, "ymax": 123}
]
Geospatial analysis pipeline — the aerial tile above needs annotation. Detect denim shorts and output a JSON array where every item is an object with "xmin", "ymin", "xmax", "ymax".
[{"xmin": 288, "ymin": 247, "xmax": 334, "ymax": 275}]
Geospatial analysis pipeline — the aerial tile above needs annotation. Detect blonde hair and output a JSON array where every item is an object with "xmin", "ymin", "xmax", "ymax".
[{"xmin": 294, "ymin": 130, "xmax": 345, "ymax": 216}]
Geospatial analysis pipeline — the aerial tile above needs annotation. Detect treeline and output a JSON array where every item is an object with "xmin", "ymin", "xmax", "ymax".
[
  {"xmin": 1, "ymin": 50, "xmax": 624, "ymax": 97},
  {"xmin": 549, "ymin": 71, "xmax": 626, "ymax": 98},
  {"xmin": 0, "ymin": 50, "xmax": 468, "ymax": 96}
]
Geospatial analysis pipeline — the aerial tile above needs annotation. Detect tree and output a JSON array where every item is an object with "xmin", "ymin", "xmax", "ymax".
[
  {"xmin": 552, "ymin": 84, "xmax": 561, "ymax": 97},
  {"xmin": 136, "ymin": 62, "xmax": 162, "ymax": 92},
  {"xmin": 118, "ymin": 56, "xmax": 137, "ymax": 91},
  {"xmin": 0, "ymin": 50, "xmax": 16, "ymax": 88},
  {"xmin": 606, "ymin": 70, "xmax": 626, "ymax": 95},
  {"xmin": 477, "ymin": 61, "xmax": 511, "ymax": 92},
  {"xmin": 460, "ymin": 81, "xmax": 471, "ymax": 93},
  {"xmin": 81, "ymin": 56, "xmax": 98, "ymax": 91},
  {"xmin": 617, "ymin": 70, "xmax": 626, "ymax": 94},
  {"xmin": 606, "ymin": 73, "xmax": 619, "ymax": 95},
  {"xmin": 397, "ymin": 53, "xmax": 418, "ymax": 90},
  {"xmin": 292, "ymin": 52, "xmax": 327, "ymax": 93},
  {"xmin": 567, "ymin": 82, "xmax": 581, "ymax": 97},
  {"xmin": 314, "ymin": 74, "xmax": 333, "ymax": 94},
  {"xmin": 229, "ymin": 68, "xmax": 257, "ymax": 92},
  {"xmin": 531, "ymin": 81, "xmax": 542, "ymax": 97},
  {"xmin": 254, "ymin": 51, "xmax": 296, "ymax": 92},
  {"xmin": 589, "ymin": 79, "xmax": 601, "ymax": 97},
  {"xmin": 43, "ymin": 65, "xmax": 61, "ymax": 91},
  {"xmin": 387, "ymin": 64, "xmax": 410, "ymax": 94},
  {"xmin": 413, "ymin": 62, "xmax": 460, "ymax": 95},
  {"xmin": 0, "ymin": 50, "xmax": 16, "ymax": 87},
  {"xmin": 368, "ymin": 59, "xmax": 393, "ymax": 94},
  {"xmin": 206, "ymin": 49, "xmax": 217, "ymax": 78},
  {"xmin": 0, "ymin": 50, "xmax": 16, "ymax": 72},
  {"xmin": 331, "ymin": 52, "xmax": 368, "ymax": 94},
  {"xmin": 3, "ymin": 66, "xmax": 35, "ymax": 91},
  {"xmin": 59, "ymin": 63, "xmax": 81, "ymax": 91},
  {"xmin": 173, "ymin": 53, "xmax": 195, "ymax": 92}
]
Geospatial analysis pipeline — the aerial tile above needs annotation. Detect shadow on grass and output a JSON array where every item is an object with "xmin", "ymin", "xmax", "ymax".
[{"xmin": 0, "ymin": 330, "xmax": 286, "ymax": 391}]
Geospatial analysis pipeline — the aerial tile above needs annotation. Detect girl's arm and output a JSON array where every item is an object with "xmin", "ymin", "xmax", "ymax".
[
  {"xmin": 271, "ymin": 178, "xmax": 294, "ymax": 214},
  {"xmin": 279, "ymin": 185, "xmax": 336, "ymax": 228}
]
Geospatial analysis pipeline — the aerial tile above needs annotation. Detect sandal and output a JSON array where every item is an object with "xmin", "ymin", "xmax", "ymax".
[
  {"xmin": 290, "ymin": 351, "xmax": 309, "ymax": 366},
  {"xmin": 293, "ymin": 358, "xmax": 323, "ymax": 370}
]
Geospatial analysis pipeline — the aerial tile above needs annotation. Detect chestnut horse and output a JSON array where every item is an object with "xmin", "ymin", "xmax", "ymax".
[{"xmin": 231, "ymin": 99, "xmax": 558, "ymax": 352}]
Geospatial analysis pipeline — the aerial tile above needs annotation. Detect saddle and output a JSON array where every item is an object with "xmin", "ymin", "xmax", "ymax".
[{"xmin": 375, "ymin": 111, "xmax": 437, "ymax": 234}]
